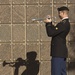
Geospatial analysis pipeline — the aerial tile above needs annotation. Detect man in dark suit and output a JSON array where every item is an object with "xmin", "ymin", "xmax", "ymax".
[{"xmin": 44, "ymin": 6, "xmax": 70, "ymax": 75}]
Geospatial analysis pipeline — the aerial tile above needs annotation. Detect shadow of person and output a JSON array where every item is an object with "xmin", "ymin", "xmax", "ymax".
[
  {"xmin": 3, "ymin": 58, "xmax": 24, "ymax": 75},
  {"xmin": 3, "ymin": 51, "xmax": 40, "ymax": 75},
  {"xmin": 21, "ymin": 51, "xmax": 40, "ymax": 75},
  {"xmin": 10, "ymin": 58, "xmax": 24, "ymax": 75}
]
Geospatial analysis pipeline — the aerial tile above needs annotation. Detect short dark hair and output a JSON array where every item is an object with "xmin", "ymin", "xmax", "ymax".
[{"xmin": 57, "ymin": 6, "xmax": 69, "ymax": 11}]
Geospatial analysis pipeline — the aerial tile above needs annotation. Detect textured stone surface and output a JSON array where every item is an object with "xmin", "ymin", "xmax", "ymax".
[
  {"xmin": 26, "ymin": 0, "xmax": 38, "ymax": 5},
  {"xmin": 12, "ymin": 5, "xmax": 25, "ymax": 24},
  {"xmin": 68, "ymin": 4, "xmax": 75, "ymax": 22},
  {"xmin": 0, "ymin": 5, "xmax": 11, "ymax": 24},
  {"xmin": 0, "ymin": 44, "xmax": 11, "ymax": 60},
  {"xmin": 54, "ymin": 0, "xmax": 66, "ymax": 3},
  {"xmin": 26, "ymin": 5, "xmax": 38, "ymax": 24},
  {"xmin": 39, "ymin": 0, "xmax": 52, "ymax": 4},
  {"xmin": 0, "ymin": 0, "xmax": 11, "ymax": 4},
  {"xmin": 67, "ymin": 42, "xmax": 75, "ymax": 62},
  {"xmin": 68, "ymin": 0, "xmax": 75, "ymax": 3},
  {"xmin": 0, "ymin": 0, "xmax": 75, "ymax": 75},
  {"xmin": 0, "ymin": 65, "xmax": 12, "ymax": 75},
  {"xmin": 40, "ymin": 42, "xmax": 51, "ymax": 60},
  {"xmin": 0, "ymin": 25, "xmax": 11, "ymax": 42},
  {"xmin": 12, "ymin": 43, "xmax": 25, "ymax": 60},
  {"xmin": 12, "ymin": 25, "xmax": 25, "ymax": 42},
  {"xmin": 26, "ymin": 24, "xmax": 39, "ymax": 41},
  {"xmin": 39, "ymin": 5, "xmax": 52, "ymax": 19},
  {"xmin": 40, "ymin": 61, "xmax": 51, "ymax": 75},
  {"xmin": 12, "ymin": 0, "xmax": 24, "ymax": 4},
  {"xmin": 67, "ymin": 24, "xmax": 75, "ymax": 42},
  {"xmin": 40, "ymin": 24, "xmax": 51, "ymax": 41}
]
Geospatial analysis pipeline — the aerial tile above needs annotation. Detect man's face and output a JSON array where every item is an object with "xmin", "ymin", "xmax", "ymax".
[{"xmin": 58, "ymin": 11, "xmax": 64, "ymax": 19}]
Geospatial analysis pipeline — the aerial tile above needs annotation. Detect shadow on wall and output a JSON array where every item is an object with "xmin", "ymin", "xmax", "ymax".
[
  {"xmin": 67, "ymin": 62, "xmax": 75, "ymax": 71},
  {"xmin": 3, "ymin": 51, "xmax": 40, "ymax": 75},
  {"xmin": 67, "ymin": 58, "xmax": 75, "ymax": 71}
]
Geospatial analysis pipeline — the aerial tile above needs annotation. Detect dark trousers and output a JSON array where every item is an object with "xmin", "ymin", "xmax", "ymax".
[{"xmin": 51, "ymin": 57, "xmax": 67, "ymax": 75}]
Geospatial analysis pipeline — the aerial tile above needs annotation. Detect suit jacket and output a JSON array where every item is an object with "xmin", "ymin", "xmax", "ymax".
[{"xmin": 45, "ymin": 19, "xmax": 70, "ymax": 58}]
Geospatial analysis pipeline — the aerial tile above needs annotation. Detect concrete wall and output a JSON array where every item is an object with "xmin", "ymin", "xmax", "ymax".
[{"xmin": 0, "ymin": 0, "xmax": 75, "ymax": 75}]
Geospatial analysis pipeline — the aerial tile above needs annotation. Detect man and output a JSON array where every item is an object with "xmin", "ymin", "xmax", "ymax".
[{"xmin": 44, "ymin": 6, "xmax": 70, "ymax": 75}]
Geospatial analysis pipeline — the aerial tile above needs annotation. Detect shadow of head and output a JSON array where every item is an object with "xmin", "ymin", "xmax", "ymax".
[{"xmin": 26, "ymin": 51, "xmax": 37, "ymax": 61}]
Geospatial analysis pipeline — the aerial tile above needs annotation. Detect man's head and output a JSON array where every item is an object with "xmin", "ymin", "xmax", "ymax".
[{"xmin": 57, "ymin": 6, "xmax": 69, "ymax": 19}]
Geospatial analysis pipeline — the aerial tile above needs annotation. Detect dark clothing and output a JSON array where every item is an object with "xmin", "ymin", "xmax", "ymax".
[
  {"xmin": 45, "ymin": 19, "xmax": 70, "ymax": 58},
  {"xmin": 51, "ymin": 57, "xmax": 66, "ymax": 75}
]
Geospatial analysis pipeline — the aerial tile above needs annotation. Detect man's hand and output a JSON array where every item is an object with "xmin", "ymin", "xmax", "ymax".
[
  {"xmin": 44, "ymin": 15, "xmax": 52, "ymax": 23},
  {"xmin": 44, "ymin": 18, "xmax": 52, "ymax": 23}
]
